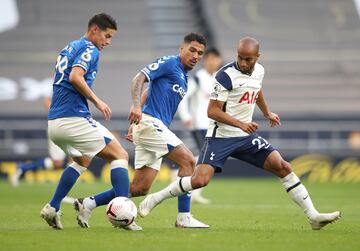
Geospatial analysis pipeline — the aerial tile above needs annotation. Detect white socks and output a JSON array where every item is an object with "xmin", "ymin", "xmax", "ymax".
[
  {"xmin": 69, "ymin": 162, "xmax": 87, "ymax": 175},
  {"xmin": 83, "ymin": 197, "xmax": 96, "ymax": 210},
  {"xmin": 281, "ymin": 172, "xmax": 318, "ymax": 220},
  {"xmin": 152, "ymin": 177, "xmax": 193, "ymax": 203}
]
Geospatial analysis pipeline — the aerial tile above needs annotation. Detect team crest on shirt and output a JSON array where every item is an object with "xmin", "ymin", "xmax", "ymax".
[{"xmin": 213, "ymin": 83, "xmax": 221, "ymax": 92}]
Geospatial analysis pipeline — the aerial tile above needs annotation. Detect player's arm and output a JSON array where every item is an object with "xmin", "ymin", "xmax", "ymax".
[
  {"xmin": 128, "ymin": 72, "xmax": 147, "ymax": 124},
  {"xmin": 256, "ymin": 89, "xmax": 281, "ymax": 127},
  {"xmin": 69, "ymin": 66, "xmax": 112, "ymax": 120},
  {"xmin": 126, "ymin": 87, "xmax": 148, "ymax": 142},
  {"xmin": 208, "ymin": 99, "xmax": 259, "ymax": 134}
]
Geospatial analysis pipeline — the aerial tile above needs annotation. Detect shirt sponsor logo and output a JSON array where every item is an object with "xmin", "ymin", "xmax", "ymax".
[{"xmin": 172, "ymin": 84, "xmax": 186, "ymax": 98}]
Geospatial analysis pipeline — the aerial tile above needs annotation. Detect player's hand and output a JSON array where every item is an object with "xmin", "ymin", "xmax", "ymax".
[
  {"xmin": 266, "ymin": 112, "xmax": 281, "ymax": 128},
  {"xmin": 239, "ymin": 122, "xmax": 259, "ymax": 134},
  {"xmin": 95, "ymin": 99, "xmax": 112, "ymax": 121},
  {"xmin": 125, "ymin": 124, "xmax": 134, "ymax": 142},
  {"xmin": 128, "ymin": 105, "xmax": 142, "ymax": 124}
]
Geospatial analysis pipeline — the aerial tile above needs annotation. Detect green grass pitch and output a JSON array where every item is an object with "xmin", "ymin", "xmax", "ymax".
[{"xmin": 0, "ymin": 178, "xmax": 359, "ymax": 251}]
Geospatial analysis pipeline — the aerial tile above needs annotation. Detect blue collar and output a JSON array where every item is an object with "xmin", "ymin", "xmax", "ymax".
[{"xmin": 176, "ymin": 55, "xmax": 188, "ymax": 74}]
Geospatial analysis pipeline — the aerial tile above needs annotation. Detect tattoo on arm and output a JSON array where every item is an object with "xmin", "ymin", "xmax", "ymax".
[{"xmin": 131, "ymin": 72, "xmax": 147, "ymax": 107}]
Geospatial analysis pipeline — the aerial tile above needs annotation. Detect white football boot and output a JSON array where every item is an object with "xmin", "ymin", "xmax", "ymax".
[
  {"xmin": 175, "ymin": 213, "xmax": 209, "ymax": 228},
  {"xmin": 138, "ymin": 194, "xmax": 159, "ymax": 217},
  {"xmin": 73, "ymin": 198, "xmax": 92, "ymax": 228},
  {"xmin": 309, "ymin": 211, "xmax": 341, "ymax": 230},
  {"xmin": 40, "ymin": 203, "xmax": 63, "ymax": 230}
]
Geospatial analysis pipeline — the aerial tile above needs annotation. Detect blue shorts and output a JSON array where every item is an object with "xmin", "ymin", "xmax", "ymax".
[{"xmin": 197, "ymin": 134, "xmax": 276, "ymax": 173}]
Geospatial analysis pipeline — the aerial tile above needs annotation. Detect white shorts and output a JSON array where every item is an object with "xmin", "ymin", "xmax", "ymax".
[
  {"xmin": 48, "ymin": 138, "xmax": 66, "ymax": 161},
  {"xmin": 48, "ymin": 117, "xmax": 114, "ymax": 158},
  {"xmin": 133, "ymin": 113, "xmax": 183, "ymax": 170}
]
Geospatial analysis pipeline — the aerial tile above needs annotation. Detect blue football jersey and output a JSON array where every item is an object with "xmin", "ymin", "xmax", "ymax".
[
  {"xmin": 141, "ymin": 55, "xmax": 188, "ymax": 127},
  {"xmin": 48, "ymin": 37, "xmax": 99, "ymax": 119}
]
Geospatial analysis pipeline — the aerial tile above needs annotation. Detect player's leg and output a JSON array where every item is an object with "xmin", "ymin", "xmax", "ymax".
[
  {"xmin": 264, "ymin": 150, "xmax": 341, "ymax": 230},
  {"xmin": 166, "ymin": 144, "xmax": 195, "ymax": 216},
  {"xmin": 97, "ymin": 137, "xmax": 129, "ymax": 197},
  {"xmin": 139, "ymin": 143, "xmax": 213, "ymax": 227},
  {"xmin": 165, "ymin": 144, "xmax": 208, "ymax": 227},
  {"xmin": 138, "ymin": 137, "xmax": 234, "ymax": 219},
  {"xmin": 131, "ymin": 166, "xmax": 158, "ymax": 196},
  {"xmin": 74, "ymin": 156, "xmax": 158, "ymax": 230},
  {"xmin": 41, "ymin": 156, "xmax": 89, "ymax": 229},
  {"xmin": 48, "ymin": 139, "xmax": 75, "ymax": 204},
  {"xmin": 73, "ymin": 128, "xmax": 134, "ymax": 229},
  {"xmin": 41, "ymin": 117, "xmax": 103, "ymax": 229},
  {"xmin": 96, "ymin": 137, "xmax": 145, "ymax": 231},
  {"xmin": 190, "ymin": 129, "xmax": 211, "ymax": 204},
  {"xmin": 138, "ymin": 163, "xmax": 214, "ymax": 219}
]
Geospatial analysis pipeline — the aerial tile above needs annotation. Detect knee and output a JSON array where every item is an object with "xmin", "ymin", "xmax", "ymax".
[
  {"xmin": 191, "ymin": 175, "xmax": 210, "ymax": 189},
  {"xmin": 130, "ymin": 183, "xmax": 150, "ymax": 197},
  {"xmin": 119, "ymin": 149, "xmax": 129, "ymax": 161},
  {"xmin": 178, "ymin": 156, "xmax": 196, "ymax": 175},
  {"xmin": 111, "ymin": 149, "xmax": 129, "ymax": 162},
  {"xmin": 274, "ymin": 160, "xmax": 292, "ymax": 177}
]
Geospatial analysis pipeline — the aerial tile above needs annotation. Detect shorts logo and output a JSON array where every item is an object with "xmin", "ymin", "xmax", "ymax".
[{"xmin": 210, "ymin": 152, "xmax": 215, "ymax": 160}]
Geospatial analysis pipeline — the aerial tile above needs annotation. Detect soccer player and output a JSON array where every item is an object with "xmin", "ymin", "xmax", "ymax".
[
  {"xmin": 75, "ymin": 33, "xmax": 209, "ymax": 228},
  {"xmin": 177, "ymin": 47, "xmax": 223, "ymax": 204},
  {"xmin": 138, "ymin": 37, "xmax": 341, "ymax": 230},
  {"xmin": 40, "ymin": 13, "xmax": 140, "ymax": 230}
]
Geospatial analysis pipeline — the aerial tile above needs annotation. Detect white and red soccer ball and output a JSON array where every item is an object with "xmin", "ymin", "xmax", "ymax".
[{"xmin": 106, "ymin": 197, "xmax": 137, "ymax": 227}]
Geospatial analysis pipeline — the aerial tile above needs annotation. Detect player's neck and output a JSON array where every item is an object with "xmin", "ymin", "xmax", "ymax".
[{"xmin": 235, "ymin": 61, "xmax": 253, "ymax": 76}]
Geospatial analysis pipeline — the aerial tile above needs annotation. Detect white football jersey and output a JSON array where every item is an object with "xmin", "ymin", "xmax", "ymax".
[
  {"xmin": 206, "ymin": 62, "xmax": 265, "ymax": 138},
  {"xmin": 177, "ymin": 68, "xmax": 214, "ymax": 130}
]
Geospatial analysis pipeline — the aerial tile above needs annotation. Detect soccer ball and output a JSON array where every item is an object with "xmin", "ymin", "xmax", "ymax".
[{"xmin": 106, "ymin": 197, "xmax": 137, "ymax": 227}]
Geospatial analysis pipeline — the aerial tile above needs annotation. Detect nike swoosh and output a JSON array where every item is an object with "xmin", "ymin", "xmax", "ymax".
[{"xmin": 303, "ymin": 195, "xmax": 309, "ymax": 200}]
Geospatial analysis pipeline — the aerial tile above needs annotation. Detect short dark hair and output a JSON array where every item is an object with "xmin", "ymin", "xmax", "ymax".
[
  {"xmin": 183, "ymin": 33, "xmax": 207, "ymax": 47},
  {"xmin": 204, "ymin": 47, "xmax": 221, "ymax": 57},
  {"xmin": 88, "ymin": 13, "xmax": 117, "ymax": 31}
]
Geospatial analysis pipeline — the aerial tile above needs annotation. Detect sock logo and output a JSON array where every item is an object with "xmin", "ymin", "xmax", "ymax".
[
  {"xmin": 303, "ymin": 195, "xmax": 309, "ymax": 200},
  {"xmin": 210, "ymin": 152, "xmax": 215, "ymax": 160}
]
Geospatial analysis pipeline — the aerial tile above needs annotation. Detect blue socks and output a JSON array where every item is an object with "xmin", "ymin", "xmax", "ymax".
[
  {"xmin": 94, "ymin": 188, "xmax": 115, "ymax": 206},
  {"xmin": 93, "ymin": 161, "xmax": 129, "ymax": 206},
  {"xmin": 178, "ymin": 192, "xmax": 191, "ymax": 213},
  {"xmin": 110, "ymin": 167, "xmax": 129, "ymax": 197},
  {"xmin": 49, "ymin": 163, "xmax": 86, "ymax": 211}
]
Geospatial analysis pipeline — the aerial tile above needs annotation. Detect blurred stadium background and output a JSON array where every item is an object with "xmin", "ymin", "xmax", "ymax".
[{"xmin": 0, "ymin": 0, "xmax": 359, "ymax": 182}]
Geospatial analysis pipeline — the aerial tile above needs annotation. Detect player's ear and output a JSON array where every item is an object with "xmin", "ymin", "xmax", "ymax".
[{"xmin": 90, "ymin": 25, "xmax": 99, "ymax": 34}]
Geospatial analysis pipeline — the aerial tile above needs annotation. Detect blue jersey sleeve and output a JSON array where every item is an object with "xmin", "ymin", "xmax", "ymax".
[
  {"xmin": 140, "ymin": 56, "xmax": 175, "ymax": 82},
  {"xmin": 72, "ymin": 44, "xmax": 99, "ymax": 73}
]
